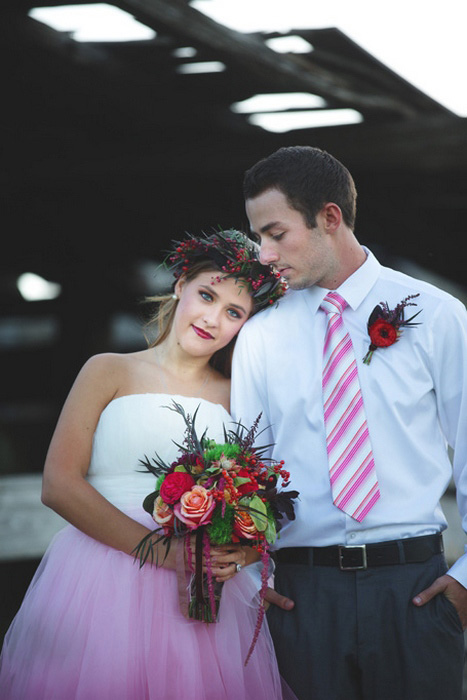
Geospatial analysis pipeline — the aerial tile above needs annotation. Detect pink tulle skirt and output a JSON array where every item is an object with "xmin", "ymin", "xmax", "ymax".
[{"xmin": 0, "ymin": 511, "xmax": 293, "ymax": 700}]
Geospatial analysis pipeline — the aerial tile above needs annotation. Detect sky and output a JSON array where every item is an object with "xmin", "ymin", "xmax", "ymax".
[{"xmin": 192, "ymin": 0, "xmax": 467, "ymax": 116}]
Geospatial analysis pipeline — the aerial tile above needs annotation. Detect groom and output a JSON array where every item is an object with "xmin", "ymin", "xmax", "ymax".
[{"xmin": 231, "ymin": 145, "xmax": 467, "ymax": 700}]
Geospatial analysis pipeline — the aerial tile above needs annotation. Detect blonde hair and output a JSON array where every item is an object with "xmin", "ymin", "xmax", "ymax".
[{"xmin": 144, "ymin": 292, "xmax": 178, "ymax": 349}]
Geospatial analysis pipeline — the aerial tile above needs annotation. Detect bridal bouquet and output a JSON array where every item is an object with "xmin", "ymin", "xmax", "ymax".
[{"xmin": 134, "ymin": 401, "xmax": 298, "ymax": 663}]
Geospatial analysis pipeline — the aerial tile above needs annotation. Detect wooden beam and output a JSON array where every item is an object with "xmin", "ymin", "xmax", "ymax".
[{"xmin": 117, "ymin": 0, "xmax": 419, "ymax": 117}]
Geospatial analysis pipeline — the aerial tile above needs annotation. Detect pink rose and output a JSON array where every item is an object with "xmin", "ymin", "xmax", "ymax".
[
  {"xmin": 174, "ymin": 485, "xmax": 216, "ymax": 530},
  {"xmin": 160, "ymin": 472, "xmax": 196, "ymax": 505},
  {"xmin": 233, "ymin": 511, "xmax": 258, "ymax": 540},
  {"xmin": 152, "ymin": 496, "xmax": 175, "ymax": 533}
]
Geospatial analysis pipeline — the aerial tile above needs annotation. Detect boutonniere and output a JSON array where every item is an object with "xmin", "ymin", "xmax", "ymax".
[{"xmin": 363, "ymin": 293, "xmax": 422, "ymax": 365}]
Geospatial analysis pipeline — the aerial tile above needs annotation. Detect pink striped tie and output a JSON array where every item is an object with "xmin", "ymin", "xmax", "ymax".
[{"xmin": 320, "ymin": 292, "xmax": 380, "ymax": 521}]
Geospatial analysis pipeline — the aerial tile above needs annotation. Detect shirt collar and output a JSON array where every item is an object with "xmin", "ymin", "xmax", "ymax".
[{"xmin": 303, "ymin": 246, "xmax": 380, "ymax": 315}]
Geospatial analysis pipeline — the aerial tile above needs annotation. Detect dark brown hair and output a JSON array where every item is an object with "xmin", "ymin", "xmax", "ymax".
[{"xmin": 243, "ymin": 145, "xmax": 357, "ymax": 230}]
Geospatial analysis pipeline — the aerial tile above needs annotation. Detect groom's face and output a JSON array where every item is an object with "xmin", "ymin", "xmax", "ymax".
[{"xmin": 246, "ymin": 188, "xmax": 335, "ymax": 291}]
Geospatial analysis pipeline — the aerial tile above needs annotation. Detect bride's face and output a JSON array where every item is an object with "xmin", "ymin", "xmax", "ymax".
[{"xmin": 172, "ymin": 270, "xmax": 253, "ymax": 358}]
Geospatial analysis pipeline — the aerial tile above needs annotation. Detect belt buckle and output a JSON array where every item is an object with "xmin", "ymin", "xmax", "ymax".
[{"xmin": 338, "ymin": 544, "xmax": 367, "ymax": 571}]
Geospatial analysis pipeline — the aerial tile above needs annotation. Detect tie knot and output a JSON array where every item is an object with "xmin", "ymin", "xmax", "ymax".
[{"xmin": 320, "ymin": 292, "xmax": 348, "ymax": 316}]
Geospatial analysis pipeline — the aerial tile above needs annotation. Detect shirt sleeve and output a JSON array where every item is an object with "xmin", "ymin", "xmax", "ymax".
[
  {"xmin": 231, "ymin": 319, "xmax": 275, "ymax": 457},
  {"xmin": 431, "ymin": 297, "xmax": 467, "ymax": 586}
]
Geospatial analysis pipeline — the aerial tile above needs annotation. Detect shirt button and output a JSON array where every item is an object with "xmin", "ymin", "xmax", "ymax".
[{"xmin": 349, "ymin": 533, "xmax": 356, "ymax": 539}]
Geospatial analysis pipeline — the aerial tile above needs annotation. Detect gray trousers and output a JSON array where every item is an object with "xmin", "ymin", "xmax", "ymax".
[{"xmin": 267, "ymin": 553, "xmax": 465, "ymax": 700}]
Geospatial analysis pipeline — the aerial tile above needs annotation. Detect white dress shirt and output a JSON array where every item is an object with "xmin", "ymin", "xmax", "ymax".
[{"xmin": 231, "ymin": 249, "xmax": 467, "ymax": 586}]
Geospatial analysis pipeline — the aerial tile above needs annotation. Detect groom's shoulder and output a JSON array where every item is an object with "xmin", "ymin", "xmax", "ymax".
[
  {"xmin": 243, "ymin": 289, "xmax": 300, "ymax": 333},
  {"xmin": 380, "ymin": 262, "xmax": 466, "ymax": 312}
]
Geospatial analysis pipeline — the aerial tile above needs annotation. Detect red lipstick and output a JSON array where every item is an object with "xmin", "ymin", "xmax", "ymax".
[{"xmin": 192, "ymin": 325, "xmax": 214, "ymax": 339}]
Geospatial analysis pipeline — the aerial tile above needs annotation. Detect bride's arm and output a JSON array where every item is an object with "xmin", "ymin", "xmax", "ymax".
[
  {"xmin": 41, "ymin": 354, "xmax": 178, "ymax": 567},
  {"xmin": 41, "ymin": 354, "xmax": 247, "ymax": 578}
]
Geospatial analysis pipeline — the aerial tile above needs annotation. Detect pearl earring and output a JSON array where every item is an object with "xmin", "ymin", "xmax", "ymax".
[{"xmin": 172, "ymin": 293, "xmax": 178, "ymax": 300}]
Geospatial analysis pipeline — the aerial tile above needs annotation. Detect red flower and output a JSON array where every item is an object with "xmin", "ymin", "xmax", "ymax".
[
  {"xmin": 363, "ymin": 294, "xmax": 422, "ymax": 365},
  {"xmin": 160, "ymin": 472, "xmax": 196, "ymax": 505},
  {"xmin": 368, "ymin": 319, "xmax": 398, "ymax": 348},
  {"xmin": 236, "ymin": 468, "xmax": 259, "ymax": 496}
]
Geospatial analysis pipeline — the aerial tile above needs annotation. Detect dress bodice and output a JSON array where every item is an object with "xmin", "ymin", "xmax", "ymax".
[{"xmin": 87, "ymin": 394, "xmax": 232, "ymax": 509}]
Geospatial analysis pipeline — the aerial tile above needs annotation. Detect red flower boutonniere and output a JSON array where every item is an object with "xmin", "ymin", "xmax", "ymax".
[{"xmin": 363, "ymin": 293, "xmax": 422, "ymax": 365}]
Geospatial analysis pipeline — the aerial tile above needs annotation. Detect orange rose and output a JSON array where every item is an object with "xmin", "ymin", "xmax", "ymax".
[
  {"xmin": 152, "ymin": 496, "xmax": 175, "ymax": 533},
  {"xmin": 174, "ymin": 485, "xmax": 216, "ymax": 530},
  {"xmin": 233, "ymin": 511, "xmax": 258, "ymax": 540}
]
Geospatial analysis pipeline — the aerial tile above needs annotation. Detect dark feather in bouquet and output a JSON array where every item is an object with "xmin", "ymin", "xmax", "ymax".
[{"xmin": 267, "ymin": 488, "xmax": 300, "ymax": 528}]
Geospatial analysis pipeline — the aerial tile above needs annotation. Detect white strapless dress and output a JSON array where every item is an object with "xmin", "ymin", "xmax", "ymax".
[{"xmin": 0, "ymin": 395, "xmax": 293, "ymax": 700}]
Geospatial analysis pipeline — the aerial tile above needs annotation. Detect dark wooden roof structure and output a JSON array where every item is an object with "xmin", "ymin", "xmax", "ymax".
[{"xmin": 1, "ymin": 0, "xmax": 467, "ymax": 474}]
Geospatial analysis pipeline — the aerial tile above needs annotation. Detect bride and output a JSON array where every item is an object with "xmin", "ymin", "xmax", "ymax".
[{"xmin": 0, "ymin": 229, "xmax": 296, "ymax": 700}]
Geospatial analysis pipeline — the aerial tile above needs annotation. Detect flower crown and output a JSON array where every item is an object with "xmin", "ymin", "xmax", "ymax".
[{"xmin": 166, "ymin": 229, "xmax": 287, "ymax": 310}]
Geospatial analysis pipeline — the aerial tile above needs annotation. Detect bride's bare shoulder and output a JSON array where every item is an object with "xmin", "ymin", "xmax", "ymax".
[{"xmin": 79, "ymin": 350, "xmax": 152, "ymax": 384}]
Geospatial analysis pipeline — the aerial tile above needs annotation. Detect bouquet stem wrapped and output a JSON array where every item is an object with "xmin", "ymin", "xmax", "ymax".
[{"xmin": 186, "ymin": 529, "xmax": 223, "ymax": 622}]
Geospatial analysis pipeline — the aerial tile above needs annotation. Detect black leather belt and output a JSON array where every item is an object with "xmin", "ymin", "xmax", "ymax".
[{"xmin": 274, "ymin": 534, "xmax": 444, "ymax": 571}]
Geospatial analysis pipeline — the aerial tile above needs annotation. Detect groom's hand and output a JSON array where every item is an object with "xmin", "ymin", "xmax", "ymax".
[
  {"xmin": 413, "ymin": 574, "xmax": 467, "ymax": 628},
  {"xmin": 264, "ymin": 586, "xmax": 295, "ymax": 611}
]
